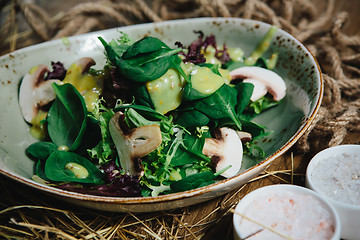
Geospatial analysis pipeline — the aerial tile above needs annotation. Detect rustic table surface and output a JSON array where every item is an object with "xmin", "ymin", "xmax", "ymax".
[{"xmin": 0, "ymin": 0, "xmax": 359, "ymax": 239}]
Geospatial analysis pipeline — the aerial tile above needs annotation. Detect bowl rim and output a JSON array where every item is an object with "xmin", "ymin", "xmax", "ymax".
[
  {"xmin": 0, "ymin": 17, "xmax": 324, "ymax": 205},
  {"xmin": 233, "ymin": 184, "xmax": 341, "ymax": 240},
  {"xmin": 306, "ymin": 144, "xmax": 360, "ymax": 209}
]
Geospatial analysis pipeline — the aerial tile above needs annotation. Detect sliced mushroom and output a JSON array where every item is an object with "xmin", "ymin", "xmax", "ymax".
[
  {"xmin": 19, "ymin": 65, "xmax": 60, "ymax": 123},
  {"xmin": 19, "ymin": 57, "xmax": 97, "ymax": 124},
  {"xmin": 75, "ymin": 57, "xmax": 96, "ymax": 74},
  {"xmin": 109, "ymin": 111, "xmax": 162, "ymax": 177},
  {"xmin": 237, "ymin": 131, "xmax": 252, "ymax": 143},
  {"xmin": 229, "ymin": 66, "xmax": 286, "ymax": 101},
  {"xmin": 243, "ymin": 78, "xmax": 267, "ymax": 102},
  {"xmin": 202, "ymin": 127, "xmax": 243, "ymax": 178}
]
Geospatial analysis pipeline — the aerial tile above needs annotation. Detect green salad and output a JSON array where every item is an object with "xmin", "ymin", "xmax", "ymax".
[{"xmin": 18, "ymin": 26, "xmax": 286, "ymax": 197}]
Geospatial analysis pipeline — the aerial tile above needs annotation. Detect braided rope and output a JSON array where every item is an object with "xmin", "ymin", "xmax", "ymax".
[{"xmin": 1, "ymin": 0, "xmax": 359, "ymax": 154}]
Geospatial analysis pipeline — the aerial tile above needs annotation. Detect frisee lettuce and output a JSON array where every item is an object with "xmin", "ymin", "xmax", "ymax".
[{"xmin": 88, "ymin": 99, "xmax": 116, "ymax": 164}]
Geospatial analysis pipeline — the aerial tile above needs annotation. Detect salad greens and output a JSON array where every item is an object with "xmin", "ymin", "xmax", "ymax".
[
  {"xmin": 23, "ymin": 27, "xmax": 284, "ymax": 197},
  {"xmin": 98, "ymin": 36, "xmax": 190, "ymax": 83}
]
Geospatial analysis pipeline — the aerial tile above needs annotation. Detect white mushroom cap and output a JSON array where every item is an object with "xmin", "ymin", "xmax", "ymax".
[
  {"xmin": 19, "ymin": 65, "xmax": 60, "ymax": 123},
  {"xmin": 243, "ymin": 78, "xmax": 267, "ymax": 102},
  {"xmin": 230, "ymin": 66, "xmax": 286, "ymax": 101},
  {"xmin": 202, "ymin": 127, "xmax": 243, "ymax": 178},
  {"xmin": 109, "ymin": 111, "xmax": 162, "ymax": 177}
]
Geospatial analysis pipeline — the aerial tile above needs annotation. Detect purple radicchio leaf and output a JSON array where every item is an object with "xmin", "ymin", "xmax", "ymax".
[
  {"xmin": 176, "ymin": 31, "xmax": 231, "ymax": 64},
  {"xmin": 58, "ymin": 161, "xmax": 141, "ymax": 197},
  {"xmin": 46, "ymin": 61, "xmax": 67, "ymax": 80}
]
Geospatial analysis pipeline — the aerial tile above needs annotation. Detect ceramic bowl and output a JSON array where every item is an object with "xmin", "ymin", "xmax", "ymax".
[
  {"xmin": 306, "ymin": 145, "xmax": 360, "ymax": 240},
  {"xmin": 0, "ymin": 17, "xmax": 322, "ymax": 212},
  {"xmin": 233, "ymin": 185, "xmax": 341, "ymax": 240}
]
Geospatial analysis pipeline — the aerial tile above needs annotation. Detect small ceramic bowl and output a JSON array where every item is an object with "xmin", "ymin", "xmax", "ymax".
[
  {"xmin": 306, "ymin": 145, "xmax": 360, "ymax": 240},
  {"xmin": 233, "ymin": 185, "xmax": 341, "ymax": 240}
]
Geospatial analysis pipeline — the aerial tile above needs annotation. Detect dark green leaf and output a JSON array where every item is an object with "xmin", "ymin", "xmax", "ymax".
[
  {"xmin": 35, "ymin": 160, "xmax": 49, "ymax": 181},
  {"xmin": 75, "ymin": 115, "xmax": 101, "ymax": 155},
  {"xmin": 194, "ymin": 84, "xmax": 242, "ymax": 130},
  {"xmin": 117, "ymin": 52, "xmax": 172, "ymax": 82},
  {"xmin": 170, "ymin": 171, "xmax": 215, "ymax": 192},
  {"xmin": 123, "ymin": 48, "xmax": 181, "ymax": 66},
  {"xmin": 45, "ymin": 151, "xmax": 104, "ymax": 184},
  {"xmin": 100, "ymin": 36, "xmax": 188, "ymax": 82},
  {"xmin": 240, "ymin": 118, "xmax": 266, "ymax": 139},
  {"xmin": 234, "ymin": 82, "xmax": 254, "ymax": 115},
  {"xmin": 254, "ymin": 57, "xmax": 268, "ymax": 68},
  {"xmin": 122, "ymin": 36, "xmax": 169, "ymax": 59},
  {"xmin": 174, "ymin": 108, "xmax": 210, "ymax": 128},
  {"xmin": 47, "ymin": 83, "xmax": 88, "ymax": 151},
  {"xmin": 98, "ymin": 37, "xmax": 123, "ymax": 67},
  {"xmin": 26, "ymin": 142, "xmax": 57, "ymax": 161},
  {"xmin": 132, "ymin": 84, "xmax": 155, "ymax": 109}
]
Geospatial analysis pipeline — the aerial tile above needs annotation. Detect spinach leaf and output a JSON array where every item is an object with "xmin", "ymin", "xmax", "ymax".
[
  {"xmin": 99, "ymin": 36, "xmax": 189, "ymax": 83},
  {"xmin": 194, "ymin": 84, "xmax": 242, "ymax": 130},
  {"xmin": 98, "ymin": 37, "xmax": 123, "ymax": 68},
  {"xmin": 122, "ymin": 36, "xmax": 169, "ymax": 59},
  {"xmin": 174, "ymin": 108, "xmax": 210, "ymax": 128},
  {"xmin": 47, "ymin": 83, "xmax": 87, "ymax": 151},
  {"xmin": 45, "ymin": 151, "xmax": 104, "ymax": 184},
  {"xmin": 132, "ymin": 84, "xmax": 155, "ymax": 109},
  {"xmin": 170, "ymin": 171, "xmax": 215, "ymax": 192},
  {"xmin": 254, "ymin": 57, "xmax": 268, "ymax": 68},
  {"xmin": 35, "ymin": 160, "xmax": 49, "ymax": 181},
  {"xmin": 75, "ymin": 115, "xmax": 102, "ymax": 155},
  {"xmin": 26, "ymin": 142, "xmax": 57, "ymax": 161},
  {"xmin": 234, "ymin": 82, "xmax": 254, "ymax": 115},
  {"xmin": 240, "ymin": 118, "xmax": 267, "ymax": 140}
]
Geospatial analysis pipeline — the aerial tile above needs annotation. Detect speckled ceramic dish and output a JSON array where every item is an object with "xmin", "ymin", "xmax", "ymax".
[{"xmin": 0, "ymin": 18, "xmax": 322, "ymax": 212}]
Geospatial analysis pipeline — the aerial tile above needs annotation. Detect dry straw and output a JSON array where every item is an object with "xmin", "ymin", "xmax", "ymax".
[{"xmin": 0, "ymin": 0, "xmax": 359, "ymax": 239}]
